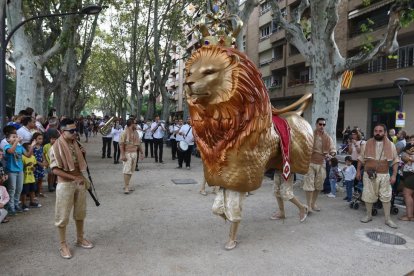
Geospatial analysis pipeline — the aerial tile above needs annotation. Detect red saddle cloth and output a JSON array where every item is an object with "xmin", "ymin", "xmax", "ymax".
[{"xmin": 272, "ymin": 115, "xmax": 291, "ymax": 180}]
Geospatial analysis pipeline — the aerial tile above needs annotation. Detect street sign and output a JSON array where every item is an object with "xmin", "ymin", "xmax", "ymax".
[{"xmin": 395, "ymin": 111, "xmax": 406, "ymax": 128}]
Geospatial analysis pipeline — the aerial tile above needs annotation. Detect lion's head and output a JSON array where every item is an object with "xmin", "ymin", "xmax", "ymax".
[{"xmin": 184, "ymin": 45, "xmax": 271, "ymax": 172}]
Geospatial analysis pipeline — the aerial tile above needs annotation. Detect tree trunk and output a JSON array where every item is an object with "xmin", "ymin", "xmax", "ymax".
[
  {"xmin": 7, "ymin": 0, "xmax": 45, "ymax": 115},
  {"xmin": 311, "ymin": 63, "xmax": 341, "ymax": 142}
]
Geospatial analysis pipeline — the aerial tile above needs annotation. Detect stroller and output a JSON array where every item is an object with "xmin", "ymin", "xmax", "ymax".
[
  {"xmin": 349, "ymin": 176, "xmax": 381, "ymax": 216},
  {"xmin": 337, "ymin": 143, "xmax": 349, "ymax": 155}
]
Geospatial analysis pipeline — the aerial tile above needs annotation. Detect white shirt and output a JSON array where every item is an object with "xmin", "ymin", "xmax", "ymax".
[
  {"xmin": 151, "ymin": 121, "xmax": 165, "ymax": 139},
  {"xmin": 175, "ymin": 124, "xmax": 184, "ymax": 141},
  {"xmin": 143, "ymin": 124, "xmax": 153, "ymax": 140},
  {"xmin": 342, "ymin": 164, "xmax": 356, "ymax": 181},
  {"xmin": 16, "ymin": 126, "xmax": 33, "ymax": 144},
  {"xmin": 111, "ymin": 127, "xmax": 123, "ymax": 142},
  {"xmin": 179, "ymin": 124, "xmax": 194, "ymax": 145},
  {"xmin": 35, "ymin": 121, "xmax": 46, "ymax": 133},
  {"xmin": 169, "ymin": 124, "xmax": 180, "ymax": 139}
]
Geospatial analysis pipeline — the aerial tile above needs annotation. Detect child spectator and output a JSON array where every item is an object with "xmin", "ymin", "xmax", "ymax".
[
  {"xmin": 343, "ymin": 156, "xmax": 357, "ymax": 202},
  {"xmin": 32, "ymin": 133, "xmax": 47, "ymax": 197},
  {"xmin": 1, "ymin": 125, "xmax": 17, "ymax": 151},
  {"xmin": 4, "ymin": 133, "xmax": 33, "ymax": 215},
  {"xmin": 43, "ymin": 129, "xmax": 60, "ymax": 192},
  {"xmin": 327, "ymin": 157, "xmax": 340, "ymax": 198},
  {"xmin": 0, "ymin": 149, "xmax": 10, "ymax": 223},
  {"xmin": 21, "ymin": 143, "xmax": 42, "ymax": 210}
]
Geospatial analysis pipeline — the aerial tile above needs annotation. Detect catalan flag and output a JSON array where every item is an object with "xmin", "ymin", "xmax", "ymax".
[{"xmin": 341, "ymin": 70, "xmax": 354, "ymax": 89}]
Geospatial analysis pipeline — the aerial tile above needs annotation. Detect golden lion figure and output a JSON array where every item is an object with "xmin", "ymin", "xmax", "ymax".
[{"xmin": 185, "ymin": 45, "xmax": 314, "ymax": 250}]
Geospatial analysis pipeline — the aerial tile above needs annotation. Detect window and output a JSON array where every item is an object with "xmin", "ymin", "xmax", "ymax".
[
  {"xmin": 398, "ymin": 45, "xmax": 414, "ymax": 68},
  {"xmin": 242, "ymin": 35, "xmax": 246, "ymax": 51},
  {"xmin": 260, "ymin": 1, "xmax": 271, "ymax": 15},
  {"xmin": 273, "ymin": 45, "xmax": 283, "ymax": 60},
  {"xmin": 263, "ymin": 76, "xmax": 272, "ymax": 88},
  {"xmin": 260, "ymin": 24, "xmax": 271, "ymax": 38}
]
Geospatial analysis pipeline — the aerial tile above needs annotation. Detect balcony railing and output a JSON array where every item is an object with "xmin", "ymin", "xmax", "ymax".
[
  {"xmin": 259, "ymin": 7, "xmax": 271, "ymax": 16},
  {"xmin": 354, "ymin": 44, "xmax": 414, "ymax": 74},
  {"xmin": 287, "ymin": 79, "xmax": 313, "ymax": 87},
  {"xmin": 259, "ymin": 58, "xmax": 274, "ymax": 67},
  {"xmin": 259, "ymin": 34, "xmax": 271, "ymax": 42}
]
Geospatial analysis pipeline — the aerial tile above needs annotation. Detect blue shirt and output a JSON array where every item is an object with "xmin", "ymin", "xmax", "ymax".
[{"xmin": 4, "ymin": 144, "xmax": 25, "ymax": 172}]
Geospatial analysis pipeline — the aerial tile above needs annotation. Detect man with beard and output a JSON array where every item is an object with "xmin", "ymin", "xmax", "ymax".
[{"xmin": 357, "ymin": 124, "xmax": 399, "ymax": 228}]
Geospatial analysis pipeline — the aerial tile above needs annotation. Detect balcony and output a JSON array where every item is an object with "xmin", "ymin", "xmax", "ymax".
[
  {"xmin": 259, "ymin": 37, "xmax": 272, "ymax": 52},
  {"xmin": 348, "ymin": 47, "xmax": 414, "ymax": 89},
  {"xmin": 286, "ymin": 81, "xmax": 314, "ymax": 97},
  {"xmin": 259, "ymin": 57, "xmax": 274, "ymax": 68},
  {"xmin": 269, "ymin": 57, "xmax": 286, "ymax": 70},
  {"xmin": 259, "ymin": 10, "xmax": 273, "ymax": 27},
  {"xmin": 268, "ymin": 79, "xmax": 285, "ymax": 99},
  {"xmin": 286, "ymin": 53, "xmax": 305, "ymax": 66},
  {"xmin": 270, "ymin": 29, "xmax": 286, "ymax": 43}
]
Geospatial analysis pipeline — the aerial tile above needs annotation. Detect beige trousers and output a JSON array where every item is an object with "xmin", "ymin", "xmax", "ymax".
[
  {"xmin": 212, "ymin": 188, "xmax": 245, "ymax": 222},
  {"xmin": 361, "ymin": 173, "xmax": 392, "ymax": 203},
  {"xmin": 303, "ymin": 163, "xmax": 326, "ymax": 191},
  {"xmin": 274, "ymin": 173, "xmax": 295, "ymax": 201},
  {"xmin": 55, "ymin": 181, "xmax": 87, "ymax": 228}
]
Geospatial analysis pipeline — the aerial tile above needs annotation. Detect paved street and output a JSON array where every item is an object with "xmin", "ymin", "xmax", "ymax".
[{"xmin": 1, "ymin": 135, "xmax": 413, "ymax": 275}]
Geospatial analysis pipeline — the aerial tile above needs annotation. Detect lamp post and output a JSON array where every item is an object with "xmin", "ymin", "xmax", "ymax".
[
  {"xmin": 0, "ymin": 4, "xmax": 103, "ymax": 133},
  {"xmin": 394, "ymin": 77, "xmax": 410, "ymax": 112}
]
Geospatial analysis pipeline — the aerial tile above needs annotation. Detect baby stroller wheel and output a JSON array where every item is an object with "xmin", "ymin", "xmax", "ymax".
[
  {"xmin": 350, "ymin": 202, "xmax": 354, "ymax": 208},
  {"xmin": 392, "ymin": 207, "xmax": 399, "ymax": 215},
  {"xmin": 353, "ymin": 202, "xmax": 359, "ymax": 210},
  {"xmin": 372, "ymin": 209, "xmax": 378, "ymax": 216}
]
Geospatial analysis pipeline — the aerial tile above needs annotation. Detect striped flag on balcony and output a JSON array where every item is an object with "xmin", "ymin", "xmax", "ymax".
[{"xmin": 341, "ymin": 70, "xmax": 354, "ymax": 89}]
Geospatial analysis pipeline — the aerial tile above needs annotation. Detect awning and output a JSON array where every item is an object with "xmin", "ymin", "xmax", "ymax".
[{"xmin": 348, "ymin": 0, "xmax": 395, "ymax": 19}]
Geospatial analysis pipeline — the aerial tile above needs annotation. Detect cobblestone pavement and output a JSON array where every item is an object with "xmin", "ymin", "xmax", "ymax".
[{"xmin": 1, "ymin": 135, "xmax": 413, "ymax": 275}]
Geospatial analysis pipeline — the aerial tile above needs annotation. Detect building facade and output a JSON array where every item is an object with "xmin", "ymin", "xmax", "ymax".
[{"xmin": 245, "ymin": 0, "xmax": 414, "ymax": 137}]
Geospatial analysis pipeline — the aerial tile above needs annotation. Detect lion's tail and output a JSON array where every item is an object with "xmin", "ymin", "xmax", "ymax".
[{"xmin": 271, "ymin": 93, "xmax": 313, "ymax": 116}]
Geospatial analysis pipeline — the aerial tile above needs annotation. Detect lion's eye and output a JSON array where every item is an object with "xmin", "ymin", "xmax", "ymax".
[{"xmin": 203, "ymin": 69, "xmax": 215, "ymax": 75}]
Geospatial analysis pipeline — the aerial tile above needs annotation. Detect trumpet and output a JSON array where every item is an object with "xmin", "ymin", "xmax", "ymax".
[{"xmin": 99, "ymin": 116, "xmax": 116, "ymax": 136}]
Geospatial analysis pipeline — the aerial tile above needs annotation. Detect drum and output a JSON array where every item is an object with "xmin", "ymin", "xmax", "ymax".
[{"xmin": 178, "ymin": 140, "xmax": 189, "ymax": 152}]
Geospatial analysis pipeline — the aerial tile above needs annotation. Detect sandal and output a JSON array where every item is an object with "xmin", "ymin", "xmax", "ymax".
[
  {"xmin": 300, "ymin": 206, "xmax": 308, "ymax": 223},
  {"xmin": 200, "ymin": 190, "xmax": 207, "ymax": 196},
  {"xmin": 270, "ymin": 212, "xmax": 286, "ymax": 220},
  {"xmin": 1, "ymin": 216, "xmax": 9, "ymax": 223},
  {"xmin": 76, "ymin": 239, "xmax": 94, "ymax": 249},
  {"xmin": 224, "ymin": 240, "xmax": 238, "ymax": 250},
  {"xmin": 398, "ymin": 216, "xmax": 413, "ymax": 221},
  {"xmin": 59, "ymin": 243, "xmax": 72, "ymax": 259}
]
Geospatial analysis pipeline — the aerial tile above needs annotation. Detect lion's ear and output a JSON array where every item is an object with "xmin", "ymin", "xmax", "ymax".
[{"xmin": 227, "ymin": 53, "xmax": 240, "ymax": 67}]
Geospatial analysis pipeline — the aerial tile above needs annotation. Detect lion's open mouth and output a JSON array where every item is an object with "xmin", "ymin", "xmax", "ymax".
[{"xmin": 189, "ymin": 91, "xmax": 210, "ymax": 98}]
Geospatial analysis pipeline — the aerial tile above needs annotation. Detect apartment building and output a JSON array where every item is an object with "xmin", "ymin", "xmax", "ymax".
[
  {"xmin": 245, "ymin": 0, "xmax": 414, "ymax": 136},
  {"xmin": 165, "ymin": 45, "xmax": 187, "ymax": 119}
]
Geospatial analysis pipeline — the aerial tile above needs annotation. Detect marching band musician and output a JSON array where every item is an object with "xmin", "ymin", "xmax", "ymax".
[
  {"xmin": 169, "ymin": 119, "xmax": 180, "ymax": 160},
  {"xmin": 178, "ymin": 117, "xmax": 194, "ymax": 170}
]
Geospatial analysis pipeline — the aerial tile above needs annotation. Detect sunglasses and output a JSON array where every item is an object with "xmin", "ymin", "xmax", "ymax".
[
  {"xmin": 64, "ymin": 129, "xmax": 77, "ymax": 134},
  {"xmin": 318, "ymin": 123, "xmax": 326, "ymax": 126}
]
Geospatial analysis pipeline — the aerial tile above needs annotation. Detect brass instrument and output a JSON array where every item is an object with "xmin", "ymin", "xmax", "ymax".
[{"xmin": 99, "ymin": 116, "xmax": 116, "ymax": 136}]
